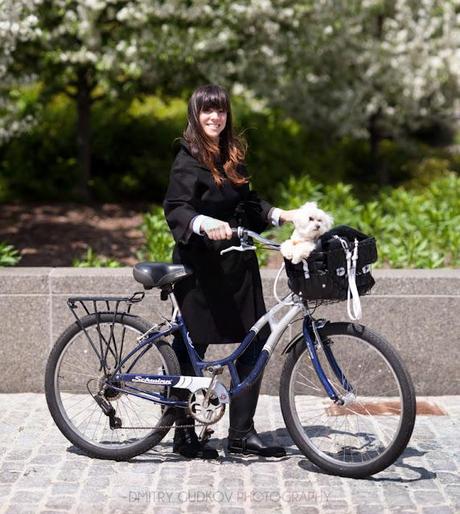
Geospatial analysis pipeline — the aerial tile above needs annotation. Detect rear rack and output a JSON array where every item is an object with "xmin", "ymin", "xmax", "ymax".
[
  {"xmin": 66, "ymin": 291, "xmax": 145, "ymax": 375},
  {"xmin": 67, "ymin": 291, "xmax": 145, "ymax": 318}
]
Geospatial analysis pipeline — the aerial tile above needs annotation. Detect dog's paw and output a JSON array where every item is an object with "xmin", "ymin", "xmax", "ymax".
[
  {"xmin": 280, "ymin": 241, "xmax": 293, "ymax": 260},
  {"xmin": 292, "ymin": 242, "xmax": 315, "ymax": 264}
]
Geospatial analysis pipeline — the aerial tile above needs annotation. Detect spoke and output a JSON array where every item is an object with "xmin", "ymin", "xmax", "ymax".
[
  {"xmin": 60, "ymin": 394, "xmax": 92, "ymax": 411},
  {"xmin": 290, "ymin": 331, "xmax": 406, "ymax": 468},
  {"xmin": 92, "ymin": 409, "xmax": 104, "ymax": 442},
  {"xmin": 54, "ymin": 319, "xmax": 169, "ymax": 450}
]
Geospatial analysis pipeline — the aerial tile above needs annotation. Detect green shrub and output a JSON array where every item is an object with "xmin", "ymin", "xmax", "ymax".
[
  {"xmin": 269, "ymin": 172, "xmax": 460, "ymax": 268},
  {"xmin": 0, "ymin": 242, "xmax": 21, "ymax": 266},
  {"xmin": 72, "ymin": 247, "xmax": 122, "ymax": 268},
  {"xmin": 138, "ymin": 205, "xmax": 270, "ymax": 265},
  {"xmin": 138, "ymin": 172, "xmax": 459, "ymax": 269},
  {"xmin": 137, "ymin": 206, "xmax": 175, "ymax": 263},
  {"xmin": 0, "ymin": 93, "xmax": 185, "ymax": 202},
  {"xmin": 3, "ymin": 88, "xmax": 458, "ymax": 204}
]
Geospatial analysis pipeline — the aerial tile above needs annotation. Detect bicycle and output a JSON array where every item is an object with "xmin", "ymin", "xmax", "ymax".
[{"xmin": 45, "ymin": 227, "xmax": 416, "ymax": 478}]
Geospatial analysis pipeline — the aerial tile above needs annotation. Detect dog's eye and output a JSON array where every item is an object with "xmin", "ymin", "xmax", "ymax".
[{"xmin": 309, "ymin": 217, "xmax": 314, "ymax": 221}]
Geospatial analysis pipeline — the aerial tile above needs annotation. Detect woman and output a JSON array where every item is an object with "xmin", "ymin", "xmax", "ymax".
[{"xmin": 163, "ymin": 84, "xmax": 297, "ymax": 459}]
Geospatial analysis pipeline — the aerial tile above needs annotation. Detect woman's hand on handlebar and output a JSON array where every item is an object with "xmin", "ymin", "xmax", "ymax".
[{"xmin": 200, "ymin": 217, "xmax": 233, "ymax": 240}]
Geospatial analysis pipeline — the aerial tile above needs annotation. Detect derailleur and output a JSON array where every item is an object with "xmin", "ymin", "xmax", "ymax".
[{"xmin": 93, "ymin": 394, "xmax": 122, "ymax": 429}]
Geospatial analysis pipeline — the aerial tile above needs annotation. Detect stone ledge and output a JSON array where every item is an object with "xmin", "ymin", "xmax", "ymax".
[{"xmin": 0, "ymin": 267, "xmax": 458, "ymax": 394}]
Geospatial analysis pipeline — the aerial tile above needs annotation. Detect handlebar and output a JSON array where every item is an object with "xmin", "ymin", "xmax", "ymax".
[
  {"xmin": 231, "ymin": 227, "xmax": 280, "ymax": 249},
  {"xmin": 216, "ymin": 227, "xmax": 280, "ymax": 255}
]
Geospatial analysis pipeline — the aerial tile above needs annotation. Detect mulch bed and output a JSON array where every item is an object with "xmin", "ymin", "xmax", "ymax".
[
  {"xmin": 0, "ymin": 203, "xmax": 148, "ymax": 267},
  {"xmin": 0, "ymin": 203, "xmax": 283, "ymax": 268}
]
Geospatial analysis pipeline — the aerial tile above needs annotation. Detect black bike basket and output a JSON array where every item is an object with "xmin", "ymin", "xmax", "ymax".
[{"xmin": 284, "ymin": 225, "xmax": 378, "ymax": 302}]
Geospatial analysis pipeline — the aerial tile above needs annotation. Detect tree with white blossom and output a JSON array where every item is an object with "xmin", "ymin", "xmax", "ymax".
[
  {"xmin": 208, "ymin": 0, "xmax": 460, "ymax": 184},
  {"xmin": 0, "ymin": 0, "xmax": 42, "ymax": 142},
  {"xmin": 2, "ymin": 0, "xmax": 223, "ymax": 199},
  {"xmin": 2, "ymin": 0, "xmax": 460, "ymax": 191}
]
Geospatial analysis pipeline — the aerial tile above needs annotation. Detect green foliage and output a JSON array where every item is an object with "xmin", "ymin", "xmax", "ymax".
[
  {"xmin": 0, "ymin": 242, "xmax": 21, "ymax": 266},
  {"xmin": 1, "ymin": 89, "xmax": 459, "ymax": 204},
  {"xmin": 134, "ymin": 171, "xmax": 459, "ymax": 269},
  {"xmin": 72, "ymin": 247, "xmax": 122, "ymax": 268},
  {"xmin": 0, "ymin": 93, "xmax": 186, "ymax": 202},
  {"xmin": 138, "ymin": 204, "xmax": 270, "ymax": 265},
  {"xmin": 137, "ymin": 206, "xmax": 175, "ymax": 263},
  {"xmin": 272, "ymin": 172, "xmax": 460, "ymax": 269},
  {"xmin": 0, "ymin": 93, "xmax": 79, "ymax": 201}
]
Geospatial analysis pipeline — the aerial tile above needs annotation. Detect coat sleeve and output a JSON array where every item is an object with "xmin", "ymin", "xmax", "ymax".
[
  {"xmin": 237, "ymin": 164, "xmax": 274, "ymax": 233},
  {"xmin": 163, "ymin": 161, "xmax": 201, "ymax": 244}
]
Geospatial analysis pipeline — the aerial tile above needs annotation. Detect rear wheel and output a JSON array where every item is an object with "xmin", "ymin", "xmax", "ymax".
[
  {"xmin": 280, "ymin": 322, "xmax": 416, "ymax": 478},
  {"xmin": 45, "ymin": 313, "xmax": 180, "ymax": 460}
]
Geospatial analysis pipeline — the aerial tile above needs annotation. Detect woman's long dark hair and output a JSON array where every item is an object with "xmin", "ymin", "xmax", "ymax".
[{"xmin": 183, "ymin": 84, "xmax": 248, "ymax": 187}]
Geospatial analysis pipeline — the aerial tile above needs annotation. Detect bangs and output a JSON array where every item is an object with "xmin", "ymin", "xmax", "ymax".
[{"xmin": 198, "ymin": 86, "xmax": 229, "ymax": 113}]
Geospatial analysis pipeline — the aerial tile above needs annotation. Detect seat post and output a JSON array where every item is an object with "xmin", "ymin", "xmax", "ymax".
[{"xmin": 168, "ymin": 289, "xmax": 181, "ymax": 322}]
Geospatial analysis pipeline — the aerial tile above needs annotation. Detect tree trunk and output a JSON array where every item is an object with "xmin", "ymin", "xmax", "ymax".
[
  {"xmin": 75, "ymin": 68, "xmax": 92, "ymax": 201},
  {"xmin": 368, "ymin": 109, "xmax": 389, "ymax": 187},
  {"xmin": 368, "ymin": 13, "xmax": 389, "ymax": 187}
]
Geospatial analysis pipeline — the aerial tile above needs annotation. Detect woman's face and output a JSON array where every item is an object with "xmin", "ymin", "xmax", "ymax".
[{"xmin": 199, "ymin": 107, "xmax": 227, "ymax": 141}]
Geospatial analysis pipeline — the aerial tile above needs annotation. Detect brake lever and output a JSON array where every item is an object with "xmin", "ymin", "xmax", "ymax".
[{"xmin": 220, "ymin": 243, "xmax": 256, "ymax": 255}]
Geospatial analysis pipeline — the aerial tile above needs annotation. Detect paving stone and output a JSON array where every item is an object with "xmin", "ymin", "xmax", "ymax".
[
  {"xmin": 10, "ymin": 490, "xmax": 45, "ymax": 504},
  {"xmin": 422, "ymin": 507, "xmax": 455, "ymax": 514},
  {"xmin": 4, "ymin": 507, "xmax": 38, "ymax": 514},
  {"xmin": 0, "ymin": 393, "xmax": 459, "ymax": 512},
  {"xmin": 356, "ymin": 505, "xmax": 383, "ymax": 514},
  {"xmin": 44, "ymin": 495, "xmax": 76, "ymax": 510},
  {"xmin": 50, "ymin": 482, "xmax": 80, "ymax": 495},
  {"xmin": 412, "ymin": 489, "xmax": 448, "ymax": 504},
  {"xmin": 4, "ymin": 450, "xmax": 33, "ymax": 461},
  {"xmin": 0, "ymin": 470, "xmax": 21, "ymax": 484}
]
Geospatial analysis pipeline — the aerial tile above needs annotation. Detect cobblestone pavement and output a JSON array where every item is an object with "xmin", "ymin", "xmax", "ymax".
[{"xmin": 0, "ymin": 394, "xmax": 458, "ymax": 513}]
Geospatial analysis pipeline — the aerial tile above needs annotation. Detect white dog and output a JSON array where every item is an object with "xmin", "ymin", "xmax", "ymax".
[{"xmin": 281, "ymin": 202, "xmax": 334, "ymax": 264}]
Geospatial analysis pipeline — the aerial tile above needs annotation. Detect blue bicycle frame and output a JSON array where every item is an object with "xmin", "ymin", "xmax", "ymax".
[{"xmin": 106, "ymin": 292, "xmax": 353, "ymax": 409}]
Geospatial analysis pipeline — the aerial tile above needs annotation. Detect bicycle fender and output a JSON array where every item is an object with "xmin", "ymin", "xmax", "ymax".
[{"xmin": 281, "ymin": 335, "xmax": 303, "ymax": 355}]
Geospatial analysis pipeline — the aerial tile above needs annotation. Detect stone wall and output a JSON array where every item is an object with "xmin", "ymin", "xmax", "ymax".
[{"xmin": 0, "ymin": 268, "xmax": 458, "ymax": 395}]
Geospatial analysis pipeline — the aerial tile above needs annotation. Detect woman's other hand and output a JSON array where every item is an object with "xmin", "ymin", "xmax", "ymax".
[
  {"xmin": 278, "ymin": 209, "xmax": 299, "ymax": 223},
  {"xmin": 200, "ymin": 217, "xmax": 233, "ymax": 240}
]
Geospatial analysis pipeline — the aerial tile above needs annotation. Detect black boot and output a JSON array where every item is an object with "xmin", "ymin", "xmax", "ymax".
[
  {"xmin": 228, "ymin": 362, "xmax": 286, "ymax": 458},
  {"xmin": 172, "ymin": 363, "xmax": 218, "ymax": 460}
]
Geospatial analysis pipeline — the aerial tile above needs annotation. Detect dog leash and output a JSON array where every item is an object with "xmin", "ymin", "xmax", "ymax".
[{"xmin": 334, "ymin": 236, "xmax": 362, "ymax": 320}]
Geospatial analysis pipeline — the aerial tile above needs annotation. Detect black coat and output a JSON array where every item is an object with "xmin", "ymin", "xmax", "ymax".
[{"xmin": 163, "ymin": 140, "xmax": 273, "ymax": 345}]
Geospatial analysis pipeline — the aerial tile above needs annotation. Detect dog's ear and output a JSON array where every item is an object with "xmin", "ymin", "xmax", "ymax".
[{"xmin": 324, "ymin": 212, "xmax": 334, "ymax": 230}]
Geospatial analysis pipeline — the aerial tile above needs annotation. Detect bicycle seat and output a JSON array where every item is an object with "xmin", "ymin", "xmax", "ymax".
[{"xmin": 133, "ymin": 262, "xmax": 193, "ymax": 290}]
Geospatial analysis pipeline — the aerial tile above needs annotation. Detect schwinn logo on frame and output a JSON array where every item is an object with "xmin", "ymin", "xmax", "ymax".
[{"xmin": 132, "ymin": 376, "xmax": 173, "ymax": 385}]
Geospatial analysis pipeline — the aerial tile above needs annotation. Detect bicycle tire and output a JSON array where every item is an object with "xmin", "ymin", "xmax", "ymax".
[
  {"xmin": 279, "ymin": 322, "xmax": 416, "ymax": 478},
  {"xmin": 45, "ymin": 312, "xmax": 181, "ymax": 461}
]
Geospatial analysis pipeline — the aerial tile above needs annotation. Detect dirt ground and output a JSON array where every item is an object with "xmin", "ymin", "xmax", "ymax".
[
  {"xmin": 0, "ymin": 203, "xmax": 148, "ymax": 266},
  {"xmin": 0, "ymin": 203, "xmax": 283, "ymax": 267}
]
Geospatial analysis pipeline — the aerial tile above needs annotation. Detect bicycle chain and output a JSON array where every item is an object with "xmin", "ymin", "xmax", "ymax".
[{"xmin": 119, "ymin": 422, "xmax": 209, "ymax": 430}]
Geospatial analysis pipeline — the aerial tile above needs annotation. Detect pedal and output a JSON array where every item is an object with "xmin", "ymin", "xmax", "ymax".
[{"xmin": 198, "ymin": 426, "xmax": 214, "ymax": 443}]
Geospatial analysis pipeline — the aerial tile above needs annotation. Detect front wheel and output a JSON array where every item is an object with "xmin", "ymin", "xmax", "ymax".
[{"xmin": 280, "ymin": 322, "xmax": 416, "ymax": 478}]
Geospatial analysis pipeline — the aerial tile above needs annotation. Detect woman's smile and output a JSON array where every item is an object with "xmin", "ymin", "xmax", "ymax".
[{"xmin": 199, "ymin": 108, "xmax": 227, "ymax": 140}]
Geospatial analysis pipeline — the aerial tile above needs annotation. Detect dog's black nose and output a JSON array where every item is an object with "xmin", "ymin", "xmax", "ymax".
[{"xmin": 315, "ymin": 224, "xmax": 321, "ymax": 230}]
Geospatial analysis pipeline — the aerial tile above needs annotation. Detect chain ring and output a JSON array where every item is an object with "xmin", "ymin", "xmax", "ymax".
[{"xmin": 188, "ymin": 388, "xmax": 226, "ymax": 425}]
